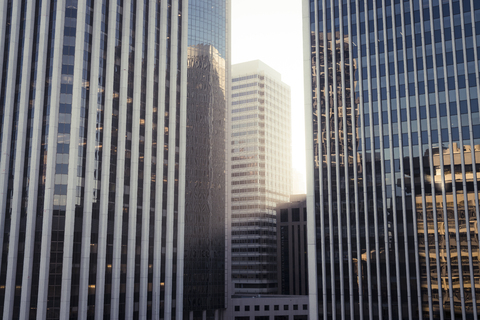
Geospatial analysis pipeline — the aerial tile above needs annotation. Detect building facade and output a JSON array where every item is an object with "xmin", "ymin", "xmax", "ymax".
[
  {"xmin": 304, "ymin": 0, "xmax": 480, "ymax": 319},
  {"xmin": 0, "ymin": 0, "xmax": 229, "ymax": 319},
  {"xmin": 184, "ymin": 0, "xmax": 230, "ymax": 318},
  {"xmin": 229, "ymin": 60, "xmax": 292, "ymax": 295},
  {"xmin": 276, "ymin": 195, "xmax": 308, "ymax": 296}
]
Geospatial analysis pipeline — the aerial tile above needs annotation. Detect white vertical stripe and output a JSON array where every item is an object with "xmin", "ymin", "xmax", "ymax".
[
  {"xmin": 78, "ymin": 0, "xmax": 103, "ymax": 318},
  {"xmin": 435, "ymin": 2, "xmax": 456, "ymax": 318},
  {"xmin": 175, "ymin": 0, "xmax": 189, "ymax": 318},
  {"xmin": 0, "ymin": 0, "xmax": 8, "ymax": 126},
  {"xmin": 225, "ymin": 0, "xmax": 232, "ymax": 311},
  {"xmin": 125, "ymin": 0, "xmax": 145, "ymax": 316},
  {"xmin": 372, "ymin": 5, "xmax": 392, "ymax": 319},
  {"xmin": 36, "ymin": 0, "xmax": 66, "ymax": 317},
  {"xmin": 111, "ymin": 0, "xmax": 132, "ymax": 317},
  {"xmin": 139, "ymin": 0, "xmax": 157, "ymax": 317},
  {"xmin": 152, "ymin": 0, "xmax": 168, "ymax": 317},
  {"xmin": 415, "ymin": 1, "xmax": 443, "ymax": 317},
  {"xmin": 348, "ymin": 1, "xmax": 364, "ymax": 317},
  {"xmin": 164, "ymin": 0, "xmax": 180, "ymax": 317},
  {"xmin": 95, "ymin": 0, "xmax": 119, "ymax": 317},
  {"xmin": 19, "ymin": 0, "xmax": 52, "ymax": 318},
  {"xmin": 3, "ymin": 1, "xmax": 36, "ymax": 318},
  {"xmin": 0, "ymin": 0, "xmax": 22, "ymax": 277},
  {"xmin": 59, "ymin": 0, "xmax": 88, "ymax": 317},
  {"xmin": 303, "ymin": 0, "xmax": 318, "ymax": 318}
]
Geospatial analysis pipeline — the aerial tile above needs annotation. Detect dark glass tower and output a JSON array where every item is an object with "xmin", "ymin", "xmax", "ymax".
[
  {"xmin": 0, "ymin": 0, "xmax": 228, "ymax": 319},
  {"xmin": 183, "ymin": 0, "xmax": 229, "ymax": 318},
  {"xmin": 304, "ymin": 0, "xmax": 480, "ymax": 319}
]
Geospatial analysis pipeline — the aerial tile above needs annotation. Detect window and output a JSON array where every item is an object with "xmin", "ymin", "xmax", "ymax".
[
  {"xmin": 235, "ymin": 306, "xmax": 240, "ymax": 312},
  {"xmin": 292, "ymin": 208, "xmax": 300, "ymax": 222}
]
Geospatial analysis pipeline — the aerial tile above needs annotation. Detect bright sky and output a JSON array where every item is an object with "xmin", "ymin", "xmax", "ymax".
[{"xmin": 231, "ymin": 0, "xmax": 306, "ymax": 193}]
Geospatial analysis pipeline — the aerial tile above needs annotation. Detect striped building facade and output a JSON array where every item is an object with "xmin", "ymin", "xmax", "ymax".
[
  {"xmin": 229, "ymin": 60, "xmax": 292, "ymax": 295},
  {"xmin": 304, "ymin": 0, "xmax": 480, "ymax": 319},
  {"xmin": 0, "ymin": 0, "xmax": 228, "ymax": 319}
]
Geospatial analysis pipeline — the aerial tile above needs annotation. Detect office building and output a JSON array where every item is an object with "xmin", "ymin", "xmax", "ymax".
[
  {"xmin": 303, "ymin": 0, "xmax": 480, "ymax": 319},
  {"xmin": 276, "ymin": 195, "xmax": 308, "ymax": 296},
  {"xmin": 229, "ymin": 60, "xmax": 292, "ymax": 295},
  {"xmin": 0, "ymin": 0, "xmax": 229, "ymax": 319}
]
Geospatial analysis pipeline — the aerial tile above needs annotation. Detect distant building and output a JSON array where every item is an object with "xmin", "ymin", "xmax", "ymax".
[
  {"xmin": 276, "ymin": 195, "xmax": 308, "ymax": 296},
  {"xmin": 229, "ymin": 295, "xmax": 309, "ymax": 320},
  {"xmin": 229, "ymin": 60, "xmax": 292, "ymax": 295}
]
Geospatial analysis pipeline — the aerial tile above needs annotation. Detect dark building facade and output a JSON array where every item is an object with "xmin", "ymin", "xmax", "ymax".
[
  {"xmin": 183, "ymin": 0, "xmax": 230, "ymax": 318},
  {"xmin": 276, "ymin": 195, "xmax": 308, "ymax": 296},
  {"xmin": 0, "ymin": 0, "xmax": 228, "ymax": 319},
  {"xmin": 304, "ymin": 0, "xmax": 480, "ymax": 319}
]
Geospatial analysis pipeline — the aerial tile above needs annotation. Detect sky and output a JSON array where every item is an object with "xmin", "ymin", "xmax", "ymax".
[{"xmin": 231, "ymin": 0, "xmax": 306, "ymax": 193}]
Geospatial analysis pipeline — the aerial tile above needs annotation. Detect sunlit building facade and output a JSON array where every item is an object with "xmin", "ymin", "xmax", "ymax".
[
  {"xmin": 229, "ymin": 60, "xmax": 292, "ymax": 295},
  {"xmin": 304, "ymin": 0, "xmax": 480, "ymax": 319},
  {"xmin": 0, "ymin": 0, "xmax": 229, "ymax": 319}
]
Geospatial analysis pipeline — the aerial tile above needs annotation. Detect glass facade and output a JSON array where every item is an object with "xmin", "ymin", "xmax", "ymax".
[
  {"xmin": 304, "ymin": 0, "xmax": 480, "ymax": 319},
  {"xmin": 0, "ymin": 0, "xmax": 229, "ymax": 319},
  {"xmin": 183, "ymin": 0, "xmax": 229, "ymax": 317}
]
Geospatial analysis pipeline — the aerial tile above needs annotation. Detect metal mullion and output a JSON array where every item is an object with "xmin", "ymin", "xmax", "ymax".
[
  {"xmin": 164, "ymin": 0, "xmax": 180, "ymax": 317},
  {"xmin": 464, "ymin": 0, "xmax": 480, "ymax": 314},
  {"xmin": 303, "ymin": 1, "xmax": 320, "ymax": 319},
  {"xmin": 408, "ymin": 2, "xmax": 431, "ymax": 318},
  {"xmin": 347, "ymin": 0, "xmax": 363, "ymax": 317},
  {"xmin": 36, "ymin": 0, "xmax": 67, "ymax": 317},
  {"xmin": 417, "ymin": 1, "xmax": 444, "ymax": 318},
  {"xmin": 0, "ymin": 0, "xmax": 8, "ymax": 106},
  {"xmin": 95, "ymin": 0, "xmax": 119, "ymax": 317},
  {"xmin": 0, "ymin": 0, "xmax": 23, "ymax": 278},
  {"xmin": 383, "ymin": 2, "xmax": 409, "ymax": 318},
  {"xmin": 110, "ymin": 0, "xmax": 132, "ymax": 317},
  {"xmin": 139, "ymin": 0, "xmax": 157, "ymax": 317},
  {"xmin": 355, "ymin": 2, "xmax": 373, "ymax": 318},
  {"xmin": 3, "ymin": 0, "xmax": 36, "ymax": 318},
  {"xmin": 152, "ymin": 0, "xmax": 168, "ymax": 317},
  {"xmin": 441, "ymin": 1, "xmax": 471, "ymax": 318},
  {"xmin": 124, "ymin": 0, "xmax": 145, "ymax": 317},
  {"xmin": 174, "ymin": 1, "xmax": 188, "ymax": 317},
  {"xmin": 61, "ymin": 0, "xmax": 89, "ymax": 312},
  {"xmin": 403, "ymin": 1, "xmax": 422, "ymax": 319},
  {"xmin": 372, "ymin": 4, "xmax": 393, "ymax": 318},
  {"xmin": 363, "ymin": 5, "xmax": 382, "ymax": 319},
  {"xmin": 433, "ymin": 1, "xmax": 456, "ymax": 318},
  {"xmin": 343, "ymin": 1, "xmax": 355, "ymax": 318},
  {"xmin": 332, "ymin": 2, "xmax": 345, "ymax": 318},
  {"xmin": 19, "ymin": 0, "xmax": 52, "ymax": 318},
  {"xmin": 77, "ymin": 0, "xmax": 103, "ymax": 317},
  {"xmin": 393, "ymin": 1, "xmax": 418, "ymax": 318},
  {"xmin": 325, "ymin": 2, "xmax": 336, "ymax": 318},
  {"xmin": 468, "ymin": 4, "xmax": 480, "ymax": 261}
]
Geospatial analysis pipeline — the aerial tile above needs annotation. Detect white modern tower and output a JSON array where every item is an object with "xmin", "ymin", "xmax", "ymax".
[{"xmin": 229, "ymin": 60, "xmax": 292, "ymax": 295}]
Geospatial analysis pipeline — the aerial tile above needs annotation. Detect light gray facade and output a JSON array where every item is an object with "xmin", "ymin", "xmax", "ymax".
[
  {"xmin": 229, "ymin": 60, "xmax": 292, "ymax": 295},
  {"xmin": 0, "ymin": 0, "xmax": 229, "ymax": 319}
]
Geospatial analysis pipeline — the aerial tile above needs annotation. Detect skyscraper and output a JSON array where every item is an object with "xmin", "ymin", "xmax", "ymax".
[
  {"xmin": 304, "ymin": 0, "xmax": 480, "ymax": 319},
  {"xmin": 0, "ymin": 0, "xmax": 229, "ymax": 319},
  {"xmin": 229, "ymin": 60, "xmax": 292, "ymax": 295}
]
